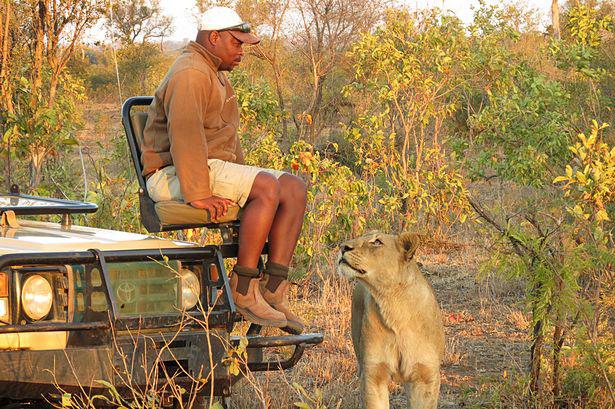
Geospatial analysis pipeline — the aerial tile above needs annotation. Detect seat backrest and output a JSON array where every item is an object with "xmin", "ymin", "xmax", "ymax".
[
  {"xmin": 120, "ymin": 96, "xmax": 242, "ymax": 237},
  {"xmin": 121, "ymin": 96, "xmax": 166, "ymax": 233},
  {"xmin": 121, "ymin": 96, "xmax": 153, "ymax": 192}
]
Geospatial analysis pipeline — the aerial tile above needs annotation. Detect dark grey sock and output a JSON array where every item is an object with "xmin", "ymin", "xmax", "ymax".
[
  {"xmin": 233, "ymin": 265, "xmax": 260, "ymax": 296},
  {"xmin": 264, "ymin": 261, "xmax": 289, "ymax": 292}
]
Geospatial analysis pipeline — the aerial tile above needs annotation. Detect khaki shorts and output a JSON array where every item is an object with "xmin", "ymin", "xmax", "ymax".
[{"xmin": 146, "ymin": 159, "xmax": 286, "ymax": 207}]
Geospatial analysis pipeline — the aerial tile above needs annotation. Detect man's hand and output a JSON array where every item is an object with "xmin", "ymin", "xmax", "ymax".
[{"xmin": 190, "ymin": 196, "xmax": 235, "ymax": 220}]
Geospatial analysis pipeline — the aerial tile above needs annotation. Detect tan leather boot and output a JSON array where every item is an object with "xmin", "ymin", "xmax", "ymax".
[
  {"xmin": 230, "ymin": 265, "xmax": 287, "ymax": 328},
  {"xmin": 260, "ymin": 262, "xmax": 305, "ymax": 334}
]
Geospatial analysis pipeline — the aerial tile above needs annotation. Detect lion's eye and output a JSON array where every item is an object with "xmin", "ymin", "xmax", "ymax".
[{"xmin": 371, "ymin": 238, "xmax": 383, "ymax": 246}]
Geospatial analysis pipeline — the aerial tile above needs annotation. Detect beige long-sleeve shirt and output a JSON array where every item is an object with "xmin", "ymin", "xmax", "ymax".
[{"xmin": 141, "ymin": 41, "xmax": 244, "ymax": 203}]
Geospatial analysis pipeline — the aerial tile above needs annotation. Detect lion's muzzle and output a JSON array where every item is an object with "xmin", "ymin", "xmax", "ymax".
[{"xmin": 337, "ymin": 244, "xmax": 367, "ymax": 277}]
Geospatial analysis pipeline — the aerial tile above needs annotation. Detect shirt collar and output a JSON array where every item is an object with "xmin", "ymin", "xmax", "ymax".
[{"xmin": 187, "ymin": 41, "xmax": 222, "ymax": 71}]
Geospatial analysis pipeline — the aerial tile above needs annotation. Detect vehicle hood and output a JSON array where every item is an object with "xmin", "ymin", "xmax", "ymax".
[{"xmin": 0, "ymin": 219, "xmax": 194, "ymax": 254}]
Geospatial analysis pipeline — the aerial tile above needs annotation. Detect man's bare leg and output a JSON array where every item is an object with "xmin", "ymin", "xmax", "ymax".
[
  {"xmin": 230, "ymin": 172, "xmax": 287, "ymax": 328},
  {"xmin": 267, "ymin": 174, "xmax": 308, "ymax": 265},
  {"xmin": 236, "ymin": 172, "xmax": 281, "ymax": 268},
  {"xmin": 259, "ymin": 173, "xmax": 308, "ymax": 333}
]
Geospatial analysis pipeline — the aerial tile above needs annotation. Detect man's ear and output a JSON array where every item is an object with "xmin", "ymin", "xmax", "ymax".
[
  {"xmin": 397, "ymin": 232, "xmax": 420, "ymax": 261},
  {"xmin": 208, "ymin": 31, "xmax": 219, "ymax": 46}
]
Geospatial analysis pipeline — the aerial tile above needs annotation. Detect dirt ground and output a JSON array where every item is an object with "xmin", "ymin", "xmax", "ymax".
[{"xmin": 229, "ymin": 244, "xmax": 531, "ymax": 408}]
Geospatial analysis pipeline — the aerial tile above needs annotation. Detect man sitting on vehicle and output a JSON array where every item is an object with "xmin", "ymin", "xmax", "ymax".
[{"xmin": 140, "ymin": 6, "xmax": 307, "ymax": 333}]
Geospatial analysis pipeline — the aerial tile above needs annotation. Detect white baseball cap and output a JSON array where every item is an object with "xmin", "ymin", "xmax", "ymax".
[{"xmin": 199, "ymin": 6, "xmax": 260, "ymax": 45}]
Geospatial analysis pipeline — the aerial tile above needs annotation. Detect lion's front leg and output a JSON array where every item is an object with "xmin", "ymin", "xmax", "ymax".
[
  {"xmin": 403, "ymin": 365, "xmax": 440, "ymax": 409},
  {"xmin": 361, "ymin": 363, "xmax": 391, "ymax": 409}
]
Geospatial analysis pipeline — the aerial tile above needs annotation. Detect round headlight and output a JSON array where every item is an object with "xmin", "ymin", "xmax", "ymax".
[
  {"xmin": 180, "ymin": 269, "xmax": 200, "ymax": 310},
  {"xmin": 22, "ymin": 275, "xmax": 53, "ymax": 320}
]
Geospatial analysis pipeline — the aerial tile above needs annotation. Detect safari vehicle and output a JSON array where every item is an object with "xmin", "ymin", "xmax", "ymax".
[{"xmin": 0, "ymin": 96, "xmax": 322, "ymax": 408}]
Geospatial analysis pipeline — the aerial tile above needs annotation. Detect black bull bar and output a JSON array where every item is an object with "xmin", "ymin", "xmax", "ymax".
[{"xmin": 0, "ymin": 248, "xmax": 323, "ymax": 380}]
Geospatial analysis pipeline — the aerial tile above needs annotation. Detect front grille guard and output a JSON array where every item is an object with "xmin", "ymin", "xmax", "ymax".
[
  {"xmin": 231, "ymin": 333, "xmax": 325, "ymax": 372},
  {"xmin": 0, "ymin": 246, "xmax": 236, "ymax": 335},
  {"xmin": 0, "ymin": 246, "xmax": 325, "ymax": 374}
]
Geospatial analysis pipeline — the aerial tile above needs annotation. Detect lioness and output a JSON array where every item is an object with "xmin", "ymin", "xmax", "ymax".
[{"xmin": 337, "ymin": 232, "xmax": 445, "ymax": 409}]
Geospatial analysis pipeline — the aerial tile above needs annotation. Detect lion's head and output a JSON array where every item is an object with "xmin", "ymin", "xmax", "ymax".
[{"xmin": 337, "ymin": 231, "xmax": 420, "ymax": 286}]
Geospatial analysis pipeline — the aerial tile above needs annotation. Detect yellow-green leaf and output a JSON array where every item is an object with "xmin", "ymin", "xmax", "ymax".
[
  {"xmin": 596, "ymin": 209, "xmax": 610, "ymax": 222},
  {"xmin": 61, "ymin": 393, "xmax": 72, "ymax": 407},
  {"xmin": 576, "ymin": 171, "xmax": 587, "ymax": 184}
]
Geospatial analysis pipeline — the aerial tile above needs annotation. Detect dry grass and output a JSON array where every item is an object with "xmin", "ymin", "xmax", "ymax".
[
  {"xmin": 228, "ymin": 245, "xmax": 531, "ymax": 408},
  {"xmin": 231, "ymin": 270, "xmax": 362, "ymax": 408}
]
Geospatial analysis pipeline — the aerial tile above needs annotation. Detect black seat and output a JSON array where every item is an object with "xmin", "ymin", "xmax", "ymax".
[{"xmin": 121, "ymin": 96, "xmax": 241, "ymax": 234}]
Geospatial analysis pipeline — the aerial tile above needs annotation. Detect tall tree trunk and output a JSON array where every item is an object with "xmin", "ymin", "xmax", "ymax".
[
  {"xmin": 530, "ymin": 318, "xmax": 544, "ymax": 397},
  {"xmin": 552, "ymin": 0, "xmax": 561, "ymax": 40},
  {"xmin": 141, "ymin": 71, "xmax": 147, "ymax": 95},
  {"xmin": 307, "ymin": 69, "xmax": 320, "ymax": 142},
  {"xmin": 552, "ymin": 323, "xmax": 564, "ymax": 400},
  {"xmin": 0, "ymin": 0, "xmax": 14, "ymax": 114},
  {"xmin": 552, "ymin": 274, "xmax": 566, "ymax": 401},
  {"xmin": 29, "ymin": 146, "xmax": 45, "ymax": 189},
  {"xmin": 530, "ymin": 271, "xmax": 544, "ymax": 398},
  {"xmin": 48, "ymin": 68, "xmax": 58, "ymax": 107},
  {"xmin": 1, "ymin": 0, "xmax": 13, "ymax": 190},
  {"xmin": 273, "ymin": 68, "xmax": 288, "ymax": 140},
  {"xmin": 310, "ymin": 77, "xmax": 324, "ymax": 142},
  {"xmin": 32, "ymin": 1, "xmax": 46, "ymax": 97}
]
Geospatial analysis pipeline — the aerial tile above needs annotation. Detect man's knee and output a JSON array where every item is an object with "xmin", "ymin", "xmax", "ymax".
[
  {"xmin": 280, "ymin": 174, "xmax": 308, "ymax": 205},
  {"xmin": 249, "ymin": 172, "xmax": 281, "ymax": 204}
]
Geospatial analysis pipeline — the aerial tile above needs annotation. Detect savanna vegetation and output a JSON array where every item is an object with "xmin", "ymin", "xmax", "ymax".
[{"xmin": 0, "ymin": 0, "xmax": 613, "ymax": 407}]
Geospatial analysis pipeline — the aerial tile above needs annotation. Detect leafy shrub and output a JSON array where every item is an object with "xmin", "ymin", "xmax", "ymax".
[
  {"xmin": 474, "ymin": 120, "xmax": 613, "ymax": 404},
  {"xmin": 3, "ymin": 74, "xmax": 85, "ymax": 190},
  {"xmin": 85, "ymin": 134, "xmax": 142, "ymax": 232},
  {"xmin": 286, "ymin": 140, "xmax": 369, "ymax": 273},
  {"xmin": 344, "ymin": 8, "xmax": 471, "ymax": 235},
  {"xmin": 465, "ymin": 65, "xmax": 573, "ymax": 186}
]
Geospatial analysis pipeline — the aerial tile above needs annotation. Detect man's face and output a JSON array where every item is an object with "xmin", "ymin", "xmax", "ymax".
[{"xmin": 210, "ymin": 31, "xmax": 244, "ymax": 71}]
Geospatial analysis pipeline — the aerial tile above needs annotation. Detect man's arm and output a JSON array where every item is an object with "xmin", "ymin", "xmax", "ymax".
[
  {"xmin": 164, "ymin": 68, "xmax": 214, "ymax": 203},
  {"xmin": 234, "ymin": 135, "xmax": 245, "ymax": 164}
]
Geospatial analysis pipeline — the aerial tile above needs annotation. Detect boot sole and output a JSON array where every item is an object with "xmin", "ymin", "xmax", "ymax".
[
  {"xmin": 268, "ymin": 303, "xmax": 305, "ymax": 334},
  {"xmin": 282, "ymin": 323, "xmax": 304, "ymax": 335},
  {"xmin": 236, "ymin": 306, "xmax": 287, "ymax": 328}
]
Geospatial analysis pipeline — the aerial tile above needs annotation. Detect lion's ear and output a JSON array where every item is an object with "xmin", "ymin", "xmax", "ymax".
[{"xmin": 397, "ymin": 232, "xmax": 420, "ymax": 260}]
